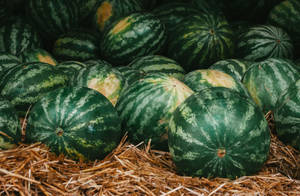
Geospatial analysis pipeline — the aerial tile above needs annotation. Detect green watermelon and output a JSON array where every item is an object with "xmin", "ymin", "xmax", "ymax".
[
  {"xmin": 0, "ymin": 62, "xmax": 68, "ymax": 115},
  {"xmin": 25, "ymin": 86, "xmax": 121, "ymax": 161},
  {"xmin": 237, "ymin": 25, "xmax": 294, "ymax": 61},
  {"xmin": 57, "ymin": 61, "xmax": 89, "ymax": 81},
  {"xmin": 116, "ymin": 73, "xmax": 194, "ymax": 150},
  {"xmin": 20, "ymin": 48, "xmax": 57, "ymax": 66},
  {"xmin": 0, "ymin": 97, "xmax": 21, "ymax": 149},
  {"xmin": 93, "ymin": 0, "xmax": 143, "ymax": 32},
  {"xmin": 53, "ymin": 30, "xmax": 99, "ymax": 62},
  {"xmin": 268, "ymin": 0, "xmax": 300, "ymax": 57},
  {"xmin": 242, "ymin": 58, "xmax": 300, "ymax": 113},
  {"xmin": 0, "ymin": 52, "xmax": 21, "ymax": 73},
  {"xmin": 183, "ymin": 69, "xmax": 250, "ymax": 98},
  {"xmin": 27, "ymin": 0, "xmax": 79, "ymax": 40},
  {"xmin": 128, "ymin": 55, "xmax": 186, "ymax": 80},
  {"xmin": 72, "ymin": 60, "xmax": 125, "ymax": 106},
  {"xmin": 100, "ymin": 13, "xmax": 166, "ymax": 65},
  {"xmin": 0, "ymin": 18, "xmax": 42, "ymax": 56},
  {"xmin": 209, "ymin": 59, "xmax": 251, "ymax": 81},
  {"xmin": 167, "ymin": 13, "xmax": 234, "ymax": 71},
  {"xmin": 275, "ymin": 79, "xmax": 300, "ymax": 151},
  {"xmin": 168, "ymin": 87, "xmax": 270, "ymax": 179}
]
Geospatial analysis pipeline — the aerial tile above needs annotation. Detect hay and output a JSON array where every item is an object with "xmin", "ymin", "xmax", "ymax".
[{"xmin": 0, "ymin": 112, "xmax": 299, "ymax": 195}]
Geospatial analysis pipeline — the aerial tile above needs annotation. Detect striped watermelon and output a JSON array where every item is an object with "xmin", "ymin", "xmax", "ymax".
[
  {"xmin": 20, "ymin": 48, "xmax": 57, "ymax": 66},
  {"xmin": 183, "ymin": 69, "xmax": 250, "ymax": 97},
  {"xmin": 168, "ymin": 87, "xmax": 270, "ymax": 178},
  {"xmin": 27, "ymin": 0, "xmax": 79, "ymax": 40},
  {"xmin": 237, "ymin": 25, "xmax": 294, "ymax": 61},
  {"xmin": 53, "ymin": 30, "xmax": 99, "ymax": 62},
  {"xmin": 0, "ymin": 97, "xmax": 21, "ymax": 149},
  {"xmin": 0, "ymin": 18, "xmax": 42, "ymax": 56},
  {"xmin": 0, "ymin": 62, "xmax": 68, "ymax": 115},
  {"xmin": 116, "ymin": 73, "xmax": 194, "ymax": 150},
  {"xmin": 275, "ymin": 79, "xmax": 300, "ymax": 151},
  {"xmin": 57, "ymin": 61, "xmax": 89, "ymax": 82},
  {"xmin": 209, "ymin": 59, "xmax": 251, "ymax": 81},
  {"xmin": 268, "ymin": 0, "xmax": 300, "ymax": 57},
  {"xmin": 100, "ymin": 13, "xmax": 166, "ymax": 65},
  {"xmin": 167, "ymin": 13, "xmax": 234, "ymax": 71},
  {"xmin": 72, "ymin": 60, "xmax": 125, "ymax": 106},
  {"xmin": 0, "ymin": 52, "xmax": 21, "ymax": 73},
  {"xmin": 242, "ymin": 58, "xmax": 300, "ymax": 113},
  {"xmin": 128, "ymin": 55, "xmax": 186, "ymax": 80},
  {"xmin": 93, "ymin": 0, "xmax": 143, "ymax": 33},
  {"xmin": 25, "ymin": 86, "xmax": 121, "ymax": 161}
]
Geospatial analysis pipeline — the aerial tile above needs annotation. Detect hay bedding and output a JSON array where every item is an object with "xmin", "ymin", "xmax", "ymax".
[{"xmin": 0, "ymin": 112, "xmax": 299, "ymax": 195}]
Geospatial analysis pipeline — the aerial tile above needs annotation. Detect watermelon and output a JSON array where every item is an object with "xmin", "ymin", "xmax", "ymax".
[
  {"xmin": 53, "ymin": 30, "xmax": 99, "ymax": 62},
  {"xmin": 0, "ymin": 18, "xmax": 42, "ymax": 56},
  {"xmin": 93, "ymin": 0, "xmax": 143, "ymax": 33},
  {"xmin": 168, "ymin": 87, "xmax": 270, "ymax": 179},
  {"xmin": 237, "ymin": 25, "xmax": 294, "ymax": 61},
  {"xmin": 72, "ymin": 60, "xmax": 125, "ymax": 106},
  {"xmin": 167, "ymin": 13, "xmax": 234, "ymax": 71},
  {"xmin": 0, "ymin": 62, "xmax": 68, "ymax": 115},
  {"xmin": 0, "ymin": 52, "xmax": 21, "ymax": 73},
  {"xmin": 100, "ymin": 13, "xmax": 166, "ymax": 65},
  {"xmin": 209, "ymin": 59, "xmax": 251, "ymax": 81},
  {"xmin": 20, "ymin": 48, "xmax": 57, "ymax": 66},
  {"xmin": 0, "ymin": 97, "xmax": 21, "ymax": 149},
  {"xmin": 128, "ymin": 55, "xmax": 186, "ymax": 80},
  {"xmin": 268, "ymin": 0, "xmax": 300, "ymax": 57},
  {"xmin": 27, "ymin": 0, "xmax": 79, "ymax": 40},
  {"xmin": 275, "ymin": 79, "xmax": 300, "ymax": 151},
  {"xmin": 25, "ymin": 86, "xmax": 121, "ymax": 161},
  {"xmin": 242, "ymin": 58, "xmax": 300, "ymax": 113},
  {"xmin": 116, "ymin": 73, "xmax": 194, "ymax": 150},
  {"xmin": 183, "ymin": 69, "xmax": 250, "ymax": 98},
  {"xmin": 57, "ymin": 61, "xmax": 89, "ymax": 82}
]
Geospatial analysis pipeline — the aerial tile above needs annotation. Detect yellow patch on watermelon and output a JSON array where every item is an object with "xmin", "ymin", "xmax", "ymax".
[
  {"xmin": 37, "ymin": 54, "xmax": 57, "ymax": 66},
  {"xmin": 87, "ymin": 74, "xmax": 121, "ymax": 106},
  {"xmin": 0, "ymin": 136, "xmax": 16, "ymax": 150},
  {"xmin": 96, "ymin": 1, "xmax": 113, "ymax": 31},
  {"xmin": 201, "ymin": 70, "xmax": 236, "ymax": 88},
  {"xmin": 111, "ymin": 16, "xmax": 131, "ymax": 35},
  {"xmin": 163, "ymin": 77, "xmax": 194, "ymax": 111}
]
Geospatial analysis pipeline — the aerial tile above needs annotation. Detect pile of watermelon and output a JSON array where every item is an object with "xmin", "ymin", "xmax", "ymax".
[{"xmin": 0, "ymin": 0, "xmax": 300, "ymax": 179}]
